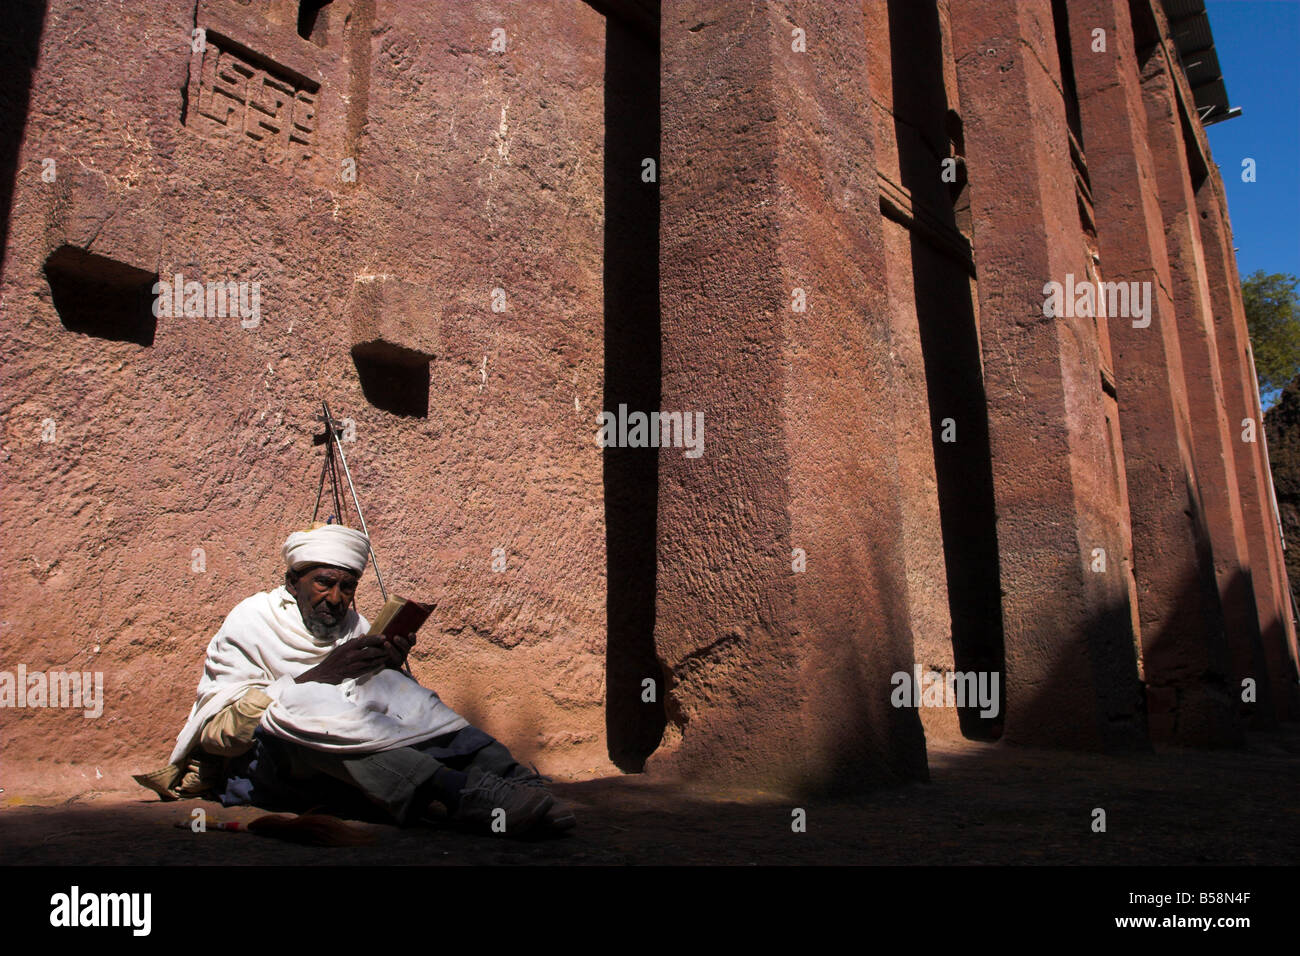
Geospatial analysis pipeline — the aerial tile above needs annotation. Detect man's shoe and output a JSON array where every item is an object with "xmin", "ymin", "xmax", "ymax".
[
  {"xmin": 507, "ymin": 765, "xmax": 577, "ymax": 832},
  {"xmin": 453, "ymin": 767, "xmax": 554, "ymax": 836}
]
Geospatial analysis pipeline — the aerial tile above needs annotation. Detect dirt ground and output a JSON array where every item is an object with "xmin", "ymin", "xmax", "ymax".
[{"xmin": 4, "ymin": 724, "xmax": 1299, "ymax": 866}]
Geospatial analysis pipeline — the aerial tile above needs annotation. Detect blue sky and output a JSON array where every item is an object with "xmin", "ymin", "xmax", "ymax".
[{"xmin": 1204, "ymin": 1, "xmax": 1300, "ymax": 281}]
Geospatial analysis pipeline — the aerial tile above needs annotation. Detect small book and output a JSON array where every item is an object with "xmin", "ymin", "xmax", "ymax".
[{"xmin": 366, "ymin": 596, "xmax": 435, "ymax": 638}]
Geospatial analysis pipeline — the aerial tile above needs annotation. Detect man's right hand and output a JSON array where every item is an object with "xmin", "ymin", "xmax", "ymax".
[{"xmin": 295, "ymin": 635, "xmax": 393, "ymax": 685}]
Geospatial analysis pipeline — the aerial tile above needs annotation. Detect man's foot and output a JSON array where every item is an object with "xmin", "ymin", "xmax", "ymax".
[
  {"xmin": 507, "ymin": 765, "xmax": 577, "ymax": 832},
  {"xmin": 453, "ymin": 767, "xmax": 554, "ymax": 836}
]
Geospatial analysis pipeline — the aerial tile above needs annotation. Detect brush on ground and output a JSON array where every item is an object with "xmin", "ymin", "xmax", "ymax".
[{"xmin": 176, "ymin": 813, "xmax": 377, "ymax": 846}]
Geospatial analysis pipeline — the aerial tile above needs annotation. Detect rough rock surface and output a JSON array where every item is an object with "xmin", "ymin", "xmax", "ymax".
[
  {"xmin": 1, "ymin": 0, "xmax": 612, "ymax": 792},
  {"xmin": 1, "ymin": 0, "xmax": 1295, "ymax": 810}
]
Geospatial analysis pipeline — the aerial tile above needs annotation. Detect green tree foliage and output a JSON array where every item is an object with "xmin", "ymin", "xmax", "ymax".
[{"xmin": 1242, "ymin": 271, "xmax": 1300, "ymax": 403}]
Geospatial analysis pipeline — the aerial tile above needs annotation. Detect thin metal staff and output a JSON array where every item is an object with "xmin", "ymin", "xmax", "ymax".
[
  {"xmin": 313, "ymin": 422, "xmax": 348, "ymax": 528},
  {"xmin": 317, "ymin": 400, "xmax": 388, "ymax": 603}
]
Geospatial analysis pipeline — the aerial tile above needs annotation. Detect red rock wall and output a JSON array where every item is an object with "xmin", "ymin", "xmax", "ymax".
[
  {"xmin": 652, "ymin": 0, "xmax": 927, "ymax": 791},
  {"xmin": 950, "ymin": 0, "xmax": 1148, "ymax": 749},
  {"xmin": 1141, "ymin": 0, "xmax": 1296, "ymax": 724},
  {"xmin": 863, "ymin": 0, "xmax": 1005, "ymax": 742},
  {"xmin": 2, "ymin": 0, "xmax": 1294, "ymax": 799},
  {"xmin": 1073, "ymin": 0, "xmax": 1243, "ymax": 743},
  {"xmin": 863, "ymin": 0, "xmax": 957, "ymax": 743},
  {"xmin": 0, "ymin": 0, "xmax": 610, "ymax": 790}
]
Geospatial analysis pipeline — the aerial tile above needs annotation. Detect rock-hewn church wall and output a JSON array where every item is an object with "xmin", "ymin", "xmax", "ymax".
[{"xmin": 0, "ymin": 0, "xmax": 610, "ymax": 789}]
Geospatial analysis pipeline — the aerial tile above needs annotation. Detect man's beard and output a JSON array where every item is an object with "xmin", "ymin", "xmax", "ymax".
[{"xmin": 301, "ymin": 606, "xmax": 348, "ymax": 640}]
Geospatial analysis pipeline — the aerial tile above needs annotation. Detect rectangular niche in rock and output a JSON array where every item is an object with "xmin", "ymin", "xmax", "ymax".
[
  {"xmin": 347, "ymin": 275, "xmax": 438, "ymax": 418},
  {"xmin": 352, "ymin": 341, "xmax": 431, "ymax": 419},
  {"xmin": 44, "ymin": 245, "xmax": 158, "ymax": 346}
]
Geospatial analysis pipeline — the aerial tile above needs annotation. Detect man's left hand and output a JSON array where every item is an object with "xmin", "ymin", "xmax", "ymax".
[{"xmin": 381, "ymin": 634, "xmax": 415, "ymax": 670}]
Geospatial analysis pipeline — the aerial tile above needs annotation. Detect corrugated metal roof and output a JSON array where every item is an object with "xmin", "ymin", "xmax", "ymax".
[{"xmin": 1160, "ymin": 0, "xmax": 1241, "ymax": 125}]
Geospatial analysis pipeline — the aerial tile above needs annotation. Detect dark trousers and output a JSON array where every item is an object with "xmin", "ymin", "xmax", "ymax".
[{"xmin": 220, "ymin": 726, "xmax": 524, "ymax": 826}]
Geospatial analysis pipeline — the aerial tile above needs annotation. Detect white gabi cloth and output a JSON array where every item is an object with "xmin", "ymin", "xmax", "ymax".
[{"xmin": 169, "ymin": 586, "xmax": 468, "ymax": 764}]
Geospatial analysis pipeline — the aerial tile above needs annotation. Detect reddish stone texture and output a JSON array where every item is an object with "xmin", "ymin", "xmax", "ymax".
[
  {"xmin": 863, "ymin": 0, "xmax": 1005, "ymax": 743},
  {"xmin": 1, "ymin": 0, "xmax": 1295, "ymax": 803},
  {"xmin": 862, "ymin": 0, "xmax": 956, "ymax": 743},
  {"xmin": 1138, "ymin": 38, "xmax": 1280, "ymax": 733},
  {"xmin": 1196, "ymin": 178, "xmax": 1299, "ymax": 722},
  {"xmin": 1071, "ymin": 0, "xmax": 1243, "ymax": 744},
  {"xmin": 1, "ymin": 0, "xmax": 611, "ymax": 793},
  {"xmin": 650, "ymin": 0, "xmax": 927, "ymax": 792},
  {"xmin": 949, "ymin": 0, "xmax": 1147, "ymax": 749}
]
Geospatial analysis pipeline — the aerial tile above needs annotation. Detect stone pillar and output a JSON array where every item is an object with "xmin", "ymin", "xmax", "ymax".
[
  {"xmin": 949, "ymin": 0, "xmax": 1146, "ymax": 749},
  {"xmin": 863, "ymin": 0, "xmax": 1002, "ymax": 744},
  {"xmin": 1070, "ymin": 0, "xmax": 1243, "ymax": 744},
  {"xmin": 1138, "ymin": 45, "xmax": 1270, "ymax": 728},
  {"xmin": 650, "ymin": 0, "xmax": 928, "ymax": 792},
  {"xmin": 1195, "ymin": 174, "xmax": 1300, "ymax": 721}
]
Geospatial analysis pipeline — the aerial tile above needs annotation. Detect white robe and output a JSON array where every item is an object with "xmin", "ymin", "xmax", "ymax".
[{"xmin": 169, "ymin": 587, "xmax": 469, "ymax": 765}]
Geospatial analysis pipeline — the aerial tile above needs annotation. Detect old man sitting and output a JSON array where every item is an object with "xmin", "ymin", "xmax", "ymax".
[{"xmin": 136, "ymin": 524, "xmax": 572, "ymax": 836}]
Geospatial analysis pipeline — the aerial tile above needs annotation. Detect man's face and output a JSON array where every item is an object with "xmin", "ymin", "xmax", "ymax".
[{"xmin": 286, "ymin": 564, "xmax": 359, "ymax": 640}]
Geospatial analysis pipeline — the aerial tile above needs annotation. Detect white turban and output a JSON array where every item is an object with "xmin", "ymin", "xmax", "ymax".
[{"xmin": 282, "ymin": 524, "xmax": 371, "ymax": 576}]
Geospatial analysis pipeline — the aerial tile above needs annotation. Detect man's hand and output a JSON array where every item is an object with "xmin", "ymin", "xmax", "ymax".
[
  {"xmin": 295, "ymin": 635, "xmax": 394, "ymax": 685},
  {"xmin": 381, "ymin": 633, "xmax": 415, "ymax": 671}
]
